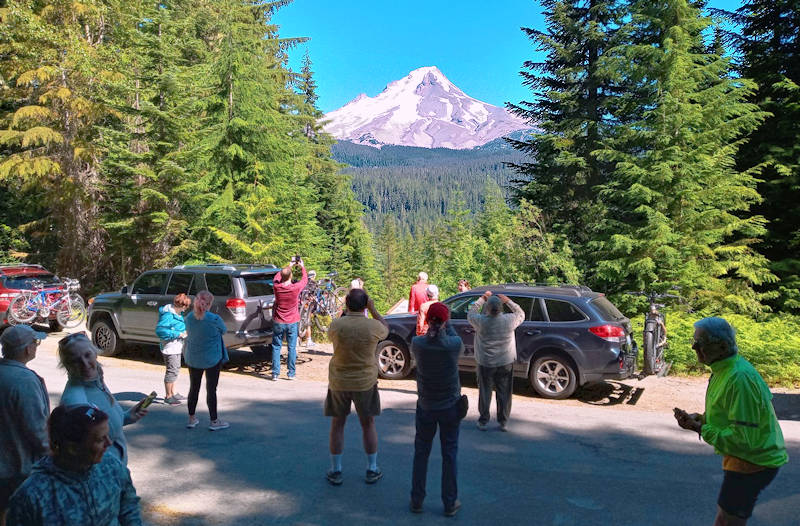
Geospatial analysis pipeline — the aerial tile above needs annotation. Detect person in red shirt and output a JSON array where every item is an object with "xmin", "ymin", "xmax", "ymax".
[
  {"xmin": 408, "ymin": 272, "xmax": 429, "ymax": 313},
  {"xmin": 270, "ymin": 257, "xmax": 308, "ymax": 381}
]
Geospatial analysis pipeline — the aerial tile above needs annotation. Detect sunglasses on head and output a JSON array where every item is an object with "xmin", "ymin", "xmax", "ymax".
[
  {"xmin": 64, "ymin": 403, "xmax": 103, "ymax": 423},
  {"xmin": 58, "ymin": 331, "xmax": 89, "ymax": 348}
]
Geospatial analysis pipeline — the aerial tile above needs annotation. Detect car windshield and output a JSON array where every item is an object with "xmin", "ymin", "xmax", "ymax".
[
  {"xmin": 243, "ymin": 273, "xmax": 276, "ymax": 297},
  {"xmin": 2, "ymin": 273, "xmax": 60, "ymax": 290},
  {"xmin": 591, "ymin": 296, "xmax": 626, "ymax": 321}
]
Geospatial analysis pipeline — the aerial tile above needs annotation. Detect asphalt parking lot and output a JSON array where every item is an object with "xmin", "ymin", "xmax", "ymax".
[{"xmin": 18, "ymin": 324, "xmax": 800, "ymax": 525}]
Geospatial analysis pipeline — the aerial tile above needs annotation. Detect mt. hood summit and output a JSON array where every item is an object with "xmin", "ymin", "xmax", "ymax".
[{"xmin": 323, "ymin": 66, "xmax": 529, "ymax": 149}]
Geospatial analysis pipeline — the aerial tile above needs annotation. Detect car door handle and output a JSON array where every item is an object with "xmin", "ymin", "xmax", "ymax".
[
  {"xmin": 146, "ymin": 301, "xmax": 158, "ymax": 307},
  {"xmin": 463, "ymin": 328, "xmax": 475, "ymax": 334},
  {"xmin": 525, "ymin": 330, "xmax": 541, "ymax": 336}
]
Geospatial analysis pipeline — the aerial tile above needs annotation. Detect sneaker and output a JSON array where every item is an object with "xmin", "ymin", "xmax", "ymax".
[
  {"xmin": 208, "ymin": 419, "xmax": 230, "ymax": 431},
  {"xmin": 186, "ymin": 416, "xmax": 199, "ymax": 429},
  {"xmin": 444, "ymin": 500, "xmax": 461, "ymax": 517},
  {"xmin": 365, "ymin": 468, "xmax": 383, "ymax": 484},
  {"xmin": 410, "ymin": 500, "xmax": 423, "ymax": 514},
  {"xmin": 173, "ymin": 393, "xmax": 187, "ymax": 400},
  {"xmin": 477, "ymin": 421, "xmax": 487, "ymax": 431},
  {"xmin": 286, "ymin": 376, "xmax": 296, "ymax": 381},
  {"xmin": 269, "ymin": 375, "xmax": 278, "ymax": 381},
  {"xmin": 499, "ymin": 422, "xmax": 508, "ymax": 432},
  {"xmin": 164, "ymin": 396, "xmax": 182, "ymax": 406},
  {"xmin": 326, "ymin": 470, "xmax": 343, "ymax": 486}
]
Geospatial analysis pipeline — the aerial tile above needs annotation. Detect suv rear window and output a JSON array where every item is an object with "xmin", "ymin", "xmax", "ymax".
[
  {"xmin": 205, "ymin": 274, "xmax": 232, "ymax": 296},
  {"xmin": 2, "ymin": 273, "xmax": 59, "ymax": 289},
  {"xmin": 242, "ymin": 273, "xmax": 275, "ymax": 297},
  {"xmin": 591, "ymin": 296, "xmax": 626, "ymax": 321},
  {"xmin": 544, "ymin": 299, "xmax": 586, "ymax": 322}
]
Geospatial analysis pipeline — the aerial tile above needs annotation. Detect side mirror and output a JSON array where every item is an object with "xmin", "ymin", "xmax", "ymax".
[{"xmin": 121, "ymin": 285, "xmax": 129, "ymax": 294}]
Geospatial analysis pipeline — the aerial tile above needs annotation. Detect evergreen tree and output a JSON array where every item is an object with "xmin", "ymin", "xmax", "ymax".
[
  {"xmin": 732, "ymin": 0, "xmax": 800, "ymax": 312},
  {"xmin": 507, "ymin": 0, "xmax": 626, "ymax": 263},
  {"xmin": 594, "ymin": 0, "xmax": 773, "ymax": 314},
  {"xmin": 0, "ymin": 0, "xmax": 114, "ymax": 283}
]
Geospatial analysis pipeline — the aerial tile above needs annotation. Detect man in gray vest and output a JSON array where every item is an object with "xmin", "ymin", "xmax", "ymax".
[{"xmin": 0, "ymin": 325, "xmax": 50, "ymax": 521}]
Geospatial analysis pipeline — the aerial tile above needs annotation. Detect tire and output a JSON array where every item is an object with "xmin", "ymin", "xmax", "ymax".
[
  {"xmin": 56, "ymin": 296, "xmax": 87, "ymax": 329},
  {"xmin": 529, "ymin": 354, "xmax": 577, "ymax": 400},
  {"xmin": 375, "ymin": 340, "xmax": 412, "ymax": 379},
  {"xmin": 332, "ymin": 286, "xmax": 347, "ymax": 315},
  {"xmin": 299, "ymin": 303, "xmax": 312, "ymax": 335},
  {"xmin": 642, "ymin": 324, "xmax": 657, "ymax": 375},
  {"xmin": 9, "ymin": 293, "xmax": 37, "ymax": 324},
  {"xmin": 312, "ymin": 312, "xmax": 332, "ymax": 333},
  {"xmin": 91, "ymin": 319, "xmax": 122, "ymax": 356}
]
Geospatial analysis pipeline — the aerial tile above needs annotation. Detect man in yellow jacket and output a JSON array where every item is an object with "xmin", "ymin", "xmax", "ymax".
[{"xmin": 674, "ymin": 317, "xmax": 788, "ymax": 526}]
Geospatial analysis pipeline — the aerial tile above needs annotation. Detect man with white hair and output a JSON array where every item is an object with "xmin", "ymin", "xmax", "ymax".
[
  {"xmin": 674, "ymin": 317, "xmax": 787, "ymax": 526},
  {"xmin": 416, "ymin": 284, "xmax": 439, "ymax": 336},
  {"xmin": 467, "ymin": 290, "xmax": 525, "ymax": 431},
  {"xmin": 0, "ymin": 325, "xmax": 50, "ymax": 521},
  {"xmin": 408, "ymin": 272, "xmax": 429, "ymax": 313}
]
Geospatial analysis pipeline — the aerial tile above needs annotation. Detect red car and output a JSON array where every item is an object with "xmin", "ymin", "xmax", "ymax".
[{"xmin": 0, "ymin": 263, "xmax": 68, "ymax": 330}]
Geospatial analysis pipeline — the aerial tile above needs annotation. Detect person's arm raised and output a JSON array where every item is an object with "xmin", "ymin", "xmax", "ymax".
[{"xmin": 367, "ymin": 297, "xmax": 389, "ymax": 330}]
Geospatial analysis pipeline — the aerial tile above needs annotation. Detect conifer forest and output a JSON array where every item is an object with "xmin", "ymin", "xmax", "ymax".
[{"xmin": 1, "ymin": 1, "xmax": 799, "ymax": 380}]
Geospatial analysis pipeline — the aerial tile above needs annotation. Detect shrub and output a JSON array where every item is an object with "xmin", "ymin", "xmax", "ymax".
[{"xmin": 631, "ymin": 311, "xmax": 800, "ymax": 387}]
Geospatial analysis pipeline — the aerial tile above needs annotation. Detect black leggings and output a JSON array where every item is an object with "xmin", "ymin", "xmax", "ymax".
[{"xmin": 188, "ymin": 362, "xmax": 221, "ymax": 421}]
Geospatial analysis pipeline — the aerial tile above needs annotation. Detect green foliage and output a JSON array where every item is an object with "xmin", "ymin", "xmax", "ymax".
[{"xmin": 632, "ymin": 311, "xmax": 800, "ymax": 387}]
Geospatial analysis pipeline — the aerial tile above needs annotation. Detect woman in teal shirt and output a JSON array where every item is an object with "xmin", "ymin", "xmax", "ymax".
[{"xmin": 184, "ymin": 291, "xmax": 229, "ymax": 431}]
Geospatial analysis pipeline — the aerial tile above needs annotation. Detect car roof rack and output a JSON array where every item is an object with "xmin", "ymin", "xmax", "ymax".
[
  {"xmin": 172, "ymin": 263, "xmax": 279, "ymax": 272},
  {"xmin": 470, "ymin": 283, "xmax": 593, "ymax": 297}
]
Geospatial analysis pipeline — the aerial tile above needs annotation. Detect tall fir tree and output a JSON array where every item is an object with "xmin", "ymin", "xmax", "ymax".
[
  {"xmin": 731, "ymin": 0, "xmax": 800, "ymax": 312},
  {"xmin": 508, "ymin": 0, "xmax": 626, "ymax": 265},
  {"xmin": 594, "ymin": 0, "xmax": 773, "ymax": 314}
]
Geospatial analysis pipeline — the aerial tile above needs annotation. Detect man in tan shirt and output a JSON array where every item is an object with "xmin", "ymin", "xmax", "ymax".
[{"xmin": 325, "ymin": 289, "xmax": 389, "ymax": 486}]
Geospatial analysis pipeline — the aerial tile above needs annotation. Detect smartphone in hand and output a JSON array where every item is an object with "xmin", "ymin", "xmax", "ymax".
[{"xmin": 135, "ymin": 391, "xmax": 158, "ymax": 411}]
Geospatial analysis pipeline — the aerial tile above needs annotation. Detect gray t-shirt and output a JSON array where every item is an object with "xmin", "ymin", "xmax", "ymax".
[{"xmin": 467, "ymin": 298, "xmax": 525, "ymax": 367}]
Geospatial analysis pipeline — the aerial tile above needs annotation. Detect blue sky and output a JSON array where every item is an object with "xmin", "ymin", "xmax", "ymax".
[{"xmin": 273, "ymin": 0, "xmax": 743, "ymax": 114}]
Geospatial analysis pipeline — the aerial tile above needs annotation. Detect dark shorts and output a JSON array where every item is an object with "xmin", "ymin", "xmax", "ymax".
[
  {"xmin": 324, "ymin": 384, "xmax": 381, "ymax": 418},
  {"xmin": 718, "ymin": 468, "xmax": 779, "ymax": 519}
]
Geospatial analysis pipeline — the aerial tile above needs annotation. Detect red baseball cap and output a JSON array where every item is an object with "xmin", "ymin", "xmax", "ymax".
[{"xmin": 426, "ymin": 302, "xmax": 450, "ymax": 323}]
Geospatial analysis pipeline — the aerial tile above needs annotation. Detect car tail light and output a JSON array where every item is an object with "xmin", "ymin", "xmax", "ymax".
[
  {"xmin": 588, "ymin": 324, "xmax": 625, "ymax": 342},
  {"xmin": 226, "ymin": 298, "xmax": 247, "ymax": 321}
]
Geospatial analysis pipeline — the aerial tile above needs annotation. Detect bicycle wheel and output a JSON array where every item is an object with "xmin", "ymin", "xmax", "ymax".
[
  {"xmin": 332, "ymin": 286, "xmax": 347, "ymax": 315},
  {"xmin": 9, "ymin": 293, "xmax": 37, "ymax": 324},
  {"xmin": 312, "ymin": 311, "xmax": 332, "ymax": 333},
  {"xmin": 57, "ymin": 295, "xmax": 86, "ymax": 329},
  {"xmin": 642, "ymin": 324, "xmax": 657, "ymax": 375},
  {"xmin": 299, "ymin": 302, "xmax": 312, "ymax": 335}
]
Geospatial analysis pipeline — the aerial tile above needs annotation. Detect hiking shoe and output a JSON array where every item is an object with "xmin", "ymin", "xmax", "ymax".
[
  {"xmin": 365, "ymin": 468, "xmax": 383, "ymax": 484},
  {"xmin": 186, "ymin": 416, "xmax": 199, "ymax": 429},
  {"xmin": 444, "ymin": 500, "xmax": 461, "ymax": 517},
  {"xmin": 286, "ymin": 376, "xmax": 296, "ymax": 381},
  {"xmin": 164, "ymin": 396, "xmax": 182, "ymax": 406},
  {"xmin": 209, "ymin": 419, "xmax": 230, "ymax": 431},
  {"xmin": 269, "ymin": 375, "xmax": 278, "ymax": 381},
  {"xmin": 477, "ymin": 421, "xmax": 487, "ymax": 431},
  {"xmin": 326, "ymin": 470, "xmax": 343, "ymax": 486},
  {"xmin": 410, "ymin": 500, "xmax": 423, "ymax": 514}
]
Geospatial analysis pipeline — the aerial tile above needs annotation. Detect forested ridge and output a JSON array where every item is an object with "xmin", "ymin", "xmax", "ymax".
[{"xmin": 1, "ymin": 1, "xmax": 799, "ymax": 383}]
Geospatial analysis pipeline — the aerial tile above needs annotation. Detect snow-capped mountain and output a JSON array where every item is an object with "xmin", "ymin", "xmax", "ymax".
[{"xmin": 323, "ymin": 66, "xmax": 530, "ymax": 150}]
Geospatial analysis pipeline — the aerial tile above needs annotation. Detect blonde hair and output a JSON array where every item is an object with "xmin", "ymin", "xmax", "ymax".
[{"xmin": 194, "ymin": 290, "xmax": 214, "ymax": 319}]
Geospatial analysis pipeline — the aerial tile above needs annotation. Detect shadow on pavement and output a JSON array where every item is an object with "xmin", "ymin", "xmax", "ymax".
[
  {"xmin": 773, "ymin": 393, "xmax": 800, "ymax": 421},
  {"xmin": 119, "ymin": 390, "xmax": 799, "ymax": 526},
  {"xmin": 576, "ymin": 381, "xmax": 645, "ymax": 407}
]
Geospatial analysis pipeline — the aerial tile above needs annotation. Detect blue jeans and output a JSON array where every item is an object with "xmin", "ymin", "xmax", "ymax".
[
  {"xmin": 271, "ymin": 322, "xmax": 298, "ymax": 378},
  {"xmin": 411, "ymin": 402, "xmax": 460, "ymax": 508}
]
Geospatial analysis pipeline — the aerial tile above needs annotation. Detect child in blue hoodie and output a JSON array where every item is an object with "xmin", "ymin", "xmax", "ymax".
[{"xmin": 155, "ymin": 293, "xmax": 191, "ymax": 405}]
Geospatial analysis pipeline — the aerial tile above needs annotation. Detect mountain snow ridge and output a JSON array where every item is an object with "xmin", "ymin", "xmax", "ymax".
[{"xmin": 323, "ymin": 66, "xmax": 529, "ymax": 150}]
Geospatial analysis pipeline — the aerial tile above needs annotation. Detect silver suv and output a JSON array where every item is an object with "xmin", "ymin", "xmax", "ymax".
[{"xmin": 87, "ymin": 264, "xmax": 279, "ymax": 356}]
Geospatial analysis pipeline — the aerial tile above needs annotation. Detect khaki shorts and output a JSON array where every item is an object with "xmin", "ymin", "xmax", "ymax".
[{"xmin": 324, "ymin": 384, "xmax": 381, "ymax": 418}]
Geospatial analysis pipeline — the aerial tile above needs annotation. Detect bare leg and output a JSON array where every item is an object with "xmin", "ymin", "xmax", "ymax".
[
  {"xmin": 358, "ymin": 415, "xmax": 377, "ymax": 454},
  {"xmin": 713, "ymin": 506, "xmax": 747, "ymax": 526},
  {"xmin": 329, "ymin": 416, "xmax": 347, "ymax": 454},
  {"xmin": 165, "ymin": 381, "xmax": 175, "ymax": 399}
]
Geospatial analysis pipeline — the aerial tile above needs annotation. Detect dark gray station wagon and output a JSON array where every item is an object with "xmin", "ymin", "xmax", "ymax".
[
  {"xmin": 87, "ymin": 264, "xmax": 279, "ymax": 356},
  {"xmin": 376, "ymin": 284, "xmax": 638, "ymax": 399}
]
